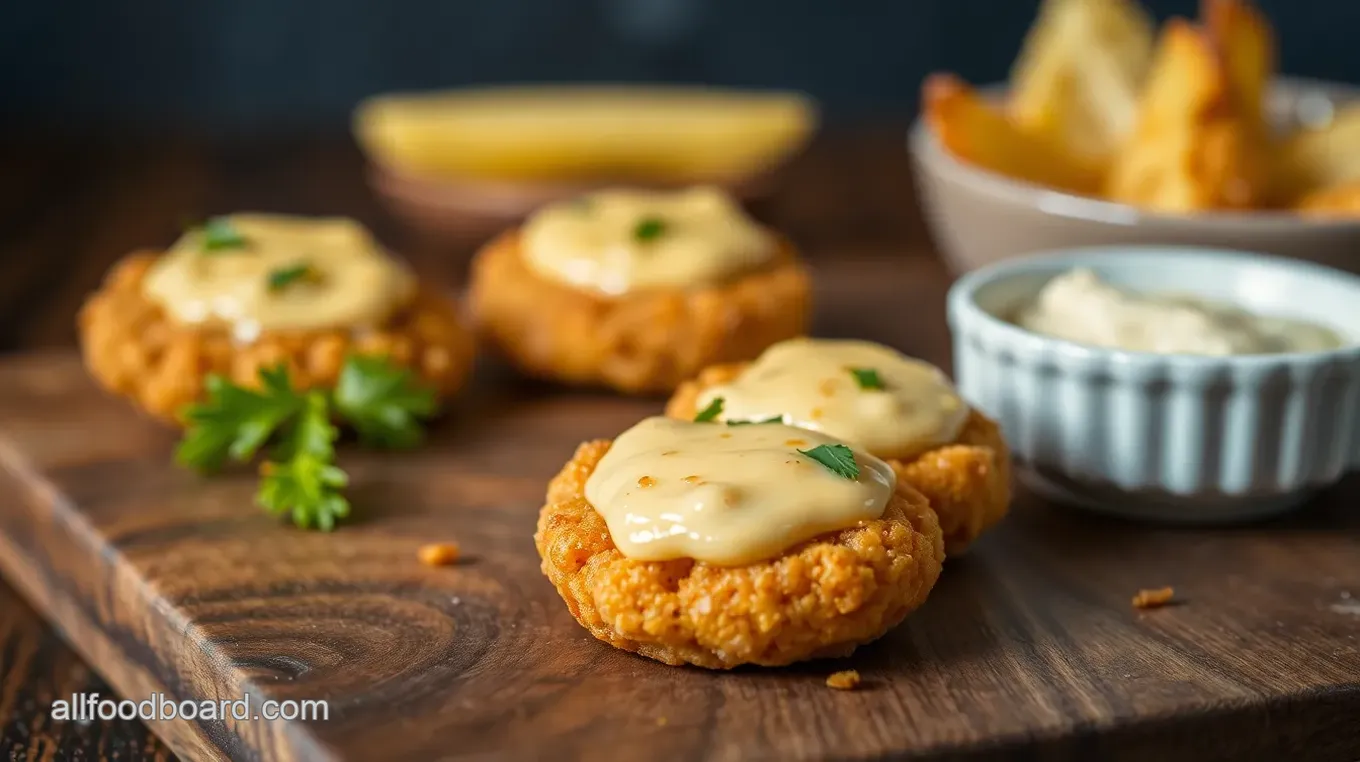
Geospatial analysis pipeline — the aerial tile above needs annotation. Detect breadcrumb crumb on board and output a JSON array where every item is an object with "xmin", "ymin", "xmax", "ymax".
[
  {"xmin": 1132, "ymin": 587, "xmax": 1175, "ymax": 610},
  {"xmin": 826, "ymin": 670, "xmax": 862, "ymax": 690},
  {"xmin": 418, "ymin": 542, "xmax": 461, "ymax": 567}
]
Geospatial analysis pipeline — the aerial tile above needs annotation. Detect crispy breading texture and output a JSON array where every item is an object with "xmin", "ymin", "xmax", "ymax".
[
  {"xmin": 666, "ymin": 362, "xmax": 1011, "ymax": 555},
  {"xmin": 78, "ymin": 252, "xmax": 475, "ymax": 423},
  {"xmin": 467, "ymin": 231, "xmax": 811, "ymax": 395},
  {"xmin": 536, "ymin": 439, "xmax": 945, "ymax": 669}
]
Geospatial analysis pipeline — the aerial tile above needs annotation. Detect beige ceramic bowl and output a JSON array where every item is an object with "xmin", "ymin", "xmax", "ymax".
[{"xmin": 911, "ymin": 78, "xmax": 1360, "ymax": 275}]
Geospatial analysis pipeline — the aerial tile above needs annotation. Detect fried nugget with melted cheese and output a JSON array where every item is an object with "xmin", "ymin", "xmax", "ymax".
[
  {"xmin": 79, "ymin": 253, "xmax": 475, "ymax": 423},
  {"xmin": 666, "ymin": 363, "xmax": 1010, "ymax": 555},
  {"xmin": 535, "ymin": 439, "xmax": 945, "ymax": 669},
  {"xmin": 467, "ymin": 231, "xmax": 811, "ymax": 395}
]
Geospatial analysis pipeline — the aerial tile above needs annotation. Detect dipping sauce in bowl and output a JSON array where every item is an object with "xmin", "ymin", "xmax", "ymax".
[
  {"xmin": 1015, "ymin": 268, "xmax": 1347, "ymax": 356},
  {"xmin": 947, "ymin": 245, "xmax": 1360, "ymax": 523}
]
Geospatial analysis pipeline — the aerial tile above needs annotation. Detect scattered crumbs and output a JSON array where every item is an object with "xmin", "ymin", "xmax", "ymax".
[
  {"xmin": 450, "ymin": 596, "xmax": 461, "ymax": 606},
  {"xmin": 656, "ymin": 716, "xmax": 668, "ymax": 727},
  {"xmin": 1132, "ymin": 587, "xmax": 1175, "ymax": 610},
  {"xmin": 638, "ymin": 476, "xmax": 657, "ymax": 488},
  {"xmin": 826, "ymin": 670, "xmax": 862, "ymax": 690},
  {"xmin": 418, "ymin": 542, "xmax": 461, "ymax": 567}
]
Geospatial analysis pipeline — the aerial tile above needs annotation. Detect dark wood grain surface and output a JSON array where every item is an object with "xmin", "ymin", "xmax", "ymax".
[{"xmin": 0, "ymin": 129, "xmax": 1358, "ymax": 762}]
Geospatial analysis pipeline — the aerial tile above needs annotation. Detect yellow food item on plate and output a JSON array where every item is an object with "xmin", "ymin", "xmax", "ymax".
[{"xmin": 354, "ymin": 86, "xmax": 817, "ymax": 183}]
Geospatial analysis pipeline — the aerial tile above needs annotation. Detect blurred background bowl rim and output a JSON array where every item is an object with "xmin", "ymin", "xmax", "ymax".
[
  {"xmin": 910, "ymin": 76, "xmax": 1360, "ymax": 231},
  {"xmin": 947, "ymin": 244, "xmax": 1360, "ymax": 370}
]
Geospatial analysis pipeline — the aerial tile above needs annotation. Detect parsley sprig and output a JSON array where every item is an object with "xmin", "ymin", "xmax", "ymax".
[
  {"xmin": 176, "ymin": 355, "xmax": 438, "ymax": 530},
  {"xmin": 798, "ymin": 443, "xmax": 860, "ymax": 479}
]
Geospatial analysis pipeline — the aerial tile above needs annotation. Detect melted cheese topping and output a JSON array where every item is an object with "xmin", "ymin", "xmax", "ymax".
[
  {"xmin": 520, "ymin": 186, "xmax": 774, "ymax": 294},
  {"xmin": 697, "ymin": 338, "xmax": 970, "ymax": 459},
  {"xmin": 584, "ymin": 417, "xmax": 895, "ymax": 566},
  {"xmin": 142, "ymin": 214, "xmax": 416, "ymax": 342}
]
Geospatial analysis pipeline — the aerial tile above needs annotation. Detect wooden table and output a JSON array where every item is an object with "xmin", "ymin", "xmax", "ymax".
[{"xmin": 0, "ymin": 129, "xmax": 1357, "ymax": 762}]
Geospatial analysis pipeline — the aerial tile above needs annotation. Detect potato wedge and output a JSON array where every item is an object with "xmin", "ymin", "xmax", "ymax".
[
  {"xmin": 1201, "ymin": 0, "xmax": 1275, "ymax": 123},
  {"xmin": 924, "ymin": 73, "xmax": 1103, "ymax": 195},
  {"xmin": 1009, "ymin": 0, "xmax": 1156, "ymax": 162},
  {"xmin": 1293, "ymin": 181, "xmax": 1360, "ymax": 217},
  {"xmin": 1104, "ymin": 19, "xmax": 1270, "ymax": 211},
  {"xmin": 1275, "ymin": 104, "xmax": 1360, "ymax": 201},
  {"xmin": 354, "ymin": 86, "xmax": 818, "ymax": 182}
]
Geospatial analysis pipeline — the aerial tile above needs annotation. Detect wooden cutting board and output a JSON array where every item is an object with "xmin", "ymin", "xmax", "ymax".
[{"xmin": 0, "ymin": 260, "xmax": 1358, "ymax": 762}]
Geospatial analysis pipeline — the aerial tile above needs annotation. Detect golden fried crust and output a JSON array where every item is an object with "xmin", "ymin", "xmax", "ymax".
[
  {"xmin": 536, "ymin": 439, "xmax": 944, "ymax": 669},
  {"xmin": 78, "ymin": 252, "xmax": 476, "ymax": 424},
  {"xmin": 666, "ymin": 362, "xmax": 1011, "ymax": 555},
  {"xmin": 467, "ymin": 231, "xmax": 812, "ymax": 395}
]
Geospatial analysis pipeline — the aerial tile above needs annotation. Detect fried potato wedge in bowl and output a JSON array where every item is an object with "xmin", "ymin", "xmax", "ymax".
[
  {"xmin": 1104, "ymin": 19, "xmax": 1271, "ymax": 212},
  {"xmin": 922, "ymin": 73, "xmax": 1102, "ymax": 196},
  {"xmin": 1009, "ymin": 0, "xmax": 1155, "ymax": 163},
  {"xmin": 913, "ymin": 0, "xmax": 1360, "ymax": 273}
]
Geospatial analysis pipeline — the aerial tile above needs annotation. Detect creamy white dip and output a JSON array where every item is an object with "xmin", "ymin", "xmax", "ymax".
[{"xmin": 1016, "ymin": 268, "xmax": 1345, "ymax": 355}]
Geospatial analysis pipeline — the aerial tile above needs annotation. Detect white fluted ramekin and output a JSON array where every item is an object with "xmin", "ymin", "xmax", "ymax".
[{"xmin": 948, "ymin": 246, "xmax": 1360, "ymax": 523}]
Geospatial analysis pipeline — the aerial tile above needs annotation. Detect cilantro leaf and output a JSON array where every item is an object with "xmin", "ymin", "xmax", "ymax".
[
  {"xmin": 693, "ymin": 397, "xmax": 724, "ymax": 423},
  {"xmin": 798, "ymin": 443, "xmax": 860, "ymax": 479},
  {"xmin": 633, "ymin": 217, "xmax": 667, "ymax": 242},
  {"xmin": 727, "ymin": 415, "xmax": 785, "ymax": 426},
  {"xmin": 200, "ymin": 217, "xmax": 249, "ymax": 252},
  {"xmin": 267, "ymin": 262, "xmax": 318, "ymax": 291},
  {"xmin": 175, "ymin": 367, "xmax": 304, "ymax": 472},
  {"xmin": 848, "ymin": 367, "xmax": 884, "ymax": 390},
  {"xmin": 257, "ymin": 390, "xmax": 350, "ymax": 531},
  {"xmin": 332, "ymin": 354, "xmax": 438, "ymax": 449}
]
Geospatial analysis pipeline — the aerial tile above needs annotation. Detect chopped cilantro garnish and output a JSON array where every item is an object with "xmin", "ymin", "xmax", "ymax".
[
  {"xmin": 693, "ymin": 397, "xmax": 724, "ymax": 422},
  {"xmin": 634, "ymin": 217, "xmax": 667, "ymax": 242},
  {"xmin": 200, "ymin": 217, "xmax": 249, "ymax": 252},
  {"xmin": 267, "ymin": 262, "xmax": 318, "ymax": 291},
  {"xmin": 798, "ymin": 443, "xmax": 860, "ymax": 479},
  {"xmin": 848, "ymin": 367, "xmax": 884, "ymax": 390}
]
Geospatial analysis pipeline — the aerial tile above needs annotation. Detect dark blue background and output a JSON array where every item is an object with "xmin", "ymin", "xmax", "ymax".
[{"xmin": 2, "ymin": 0, "xmax": 1350, "ymax": 129}]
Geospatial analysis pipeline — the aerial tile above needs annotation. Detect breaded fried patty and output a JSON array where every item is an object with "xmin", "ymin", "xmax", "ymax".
[
  {"xmin": 79, "ymin": 252, "xmax": 475, "ymax": 423},
  {"xmin": 666, "ymin": 362, "xmax": 1011, "ymax": 555},
  {"xmin": 468, "ymin": 231, "xmax": 811, "ymax": 394},
  {"xmin": 535, "ymin": 439, "xmax": 945, "ymax": 669}
]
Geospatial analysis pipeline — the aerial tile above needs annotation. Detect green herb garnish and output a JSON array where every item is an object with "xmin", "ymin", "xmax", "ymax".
[
  {"xmin": 634, "ymin": 217, "xmax": 667, "ymax": 242},
  {"xmin": 727, "ymin": 415, "xmax": 784, "ymax": 426},
  {"xmin": 848, "ymin": 367, "xmax": 884, "ymax": 390},
  {"xmin": 693, "ymin": 397, "xmax": 724, "ymax": 422},
  {"xmin": 256, "ymin": 390, "xmax": 350, "ymax": 531},
  {"xmin": 267, "ymin": 262, "xmax": 318, "ymax": 291},
  {"xmin": 333, "ymin": 355, "xmax": 438, "ymax": 449},
  {"xmin": 797, "ymin": 443, "xmax": 860, "ymax": 480},
  {"xmin": 175, "ymin": 356, "xmax": 438, "ymax": 531},
  {"xmin": 200, "ymin": 217, "xmax": 249, "ymax": 252}
]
